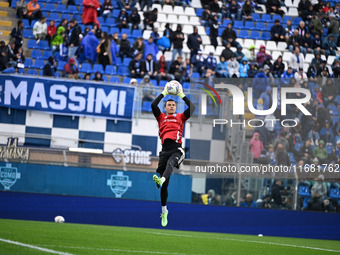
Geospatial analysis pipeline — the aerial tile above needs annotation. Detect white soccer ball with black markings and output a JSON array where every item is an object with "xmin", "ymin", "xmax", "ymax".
[
  {"xmin": 54, "ymin": 216, "xmax": 65, "ymax": 223},
  {"xmin": 165, "ymin": 80, "xmax": 182, "ymax": 95}
]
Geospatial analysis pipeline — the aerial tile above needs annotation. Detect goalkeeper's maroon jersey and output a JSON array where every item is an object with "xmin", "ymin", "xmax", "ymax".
[{"xmin": 156, "ymin": 112, "xmax": 188, "ymax": 144}]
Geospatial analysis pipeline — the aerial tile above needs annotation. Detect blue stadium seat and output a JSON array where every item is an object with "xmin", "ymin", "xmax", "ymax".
[
  {"xmin": 110, "ymin": 76, "xmax": 120, "ymax": 83},
  {"xmin": 333, "ymin": 116, "xmax": 339, "ymax": 125},
  {"xmin": 245, "ymin": 21, "xmax": 255, "ymax": 30},
  {"xmin": 118, "ymin": 66, "xmax": 130, "ymax": 76},
  {"xmin": 41, "ymin": 51, "xmax": 52, "ymax": 60},
  {"xmin": 23, "ymin": 29, "xmax": 34, "ymax": 39},
  {"xmin": 60, "ymin": 13, "xmax": 71, "ymax": 21},
  {"xmin": 272, "ymin": 14, "xmax": 282, "ymax": 23},
  {"xmin": 283, "ymin": 16, "xmax": 293, "ymax": 24},
  {"xmin": 142, "ymin": 101, "xmax": 152, "ymax": 112},
  {"xmin": 191, "ymin": 72, "xmax": 200, "ymax": 78},
  {"xmin": 294, "ymin": 142, "xmax": 303, "ymax": 152},
  {"xmin": 252, "ymin": 13, "xmax": 261, "ymax": 22},
  {"xmin": 102, "ymin": 75, "xmax": 108, "ymax": 82},
  {"xmin": 205, "ymin": 27, "xmax": 210, "ymax": 36},
  {"xmin": 261, "ymin": 32, "xmax": 271, "ymax": 40},
  {"xmin": 150, "ymin": 79, "xmax": 157, "ymax": 86},
  {"xmin": 52, "ymin": 0, "xmax": 62, "ymax": 3},
  {"xmin": 250, "ymin": 31, "xmax": 261, "ymax": 40},
  {"xmin": 221, "ymin": 19, "xmax": 232, "ymax": 27},
  {"xmin": 122, "ymin": 77, "xmax": 131, "ymax": 84},
  {"xmin": 218, "ymin": 27, "xmax": 224, "ymax": 37},
  {"xmin": 293, "ymin": 17, "xmax": 302, "ymax": 25},
  {"xmin": 101, "ymin": 26, "xmax": 110, "ymax": 33},
  {"xmin": 41, "ymin": 3, "xmax": 55, "ymax": 11},
  {"xmin": 195, "ymin": 8, "xmax": 203, "ymax": 17},
  {"xmin": 302, "ymin": 197, "xmax": 311, "ymax": 209},
  {"xmin": 123, "ymin": 57, "xmax": 132, "ymax": 66},
  {"xmin": 262, "ymin": 14, "xmax": 272, "ymax": 22},
  {"xmin": 57, "ymin": 61, "xmax": 66, "ymax": 71},
  {"xmin": 159, "ymin": 80, "xmax": 167, "ymax": 87},
  {"xmin": 53, "ymin": 4, "xmax": 67, "ymax": 13},
  {"xmin": 132, "ymin": 29, "xmax": 142, "ymax": 38},
  {"xmin": 22, "ymin": 19, "xmax": 31, "ymax": 29},
  {"xmin": 104, "ymin": 17, "xmax": 116, "ymax": 27},
  {"xmin": 80, "ymin": 63, "xmax": 93, "ymax": 73},
  {"xmin": 93, "ymin": 64, "xmax": 104, "ymax": 73},
  {"xmin": 182, "ymin": 82, "xmax": 190, "ymax": 90},
  {"xmin": 27, "ymin": 40, "xmax": 37, "ymax": 49},
  {"xmin": 112, "ymin": 9, "xmax": 120, "ymax": 18},
  {"xmin": 110, "ymin": 27, "xmax": 120, "ymax": 35},
  {"xmin": 48, "ymin": 12, "xmax": 60, "ymax": 22},
  {"xmin": 72, "ymin": 14, "xmax": 82, "ymax": 23},
  {"xmin": 27, "ymin": 69, "xmax": 38, "ymax": 75},
  {"xmin": 55, "ymin": 71, "xmax": 61, "ymax": 77},
  {"xmin": 328, "ymin": 104, "xmax": 338, "ymax": 115},
  {"xmin": 121, "ymin": 28, "xmax": 131, "ymax": 36},
  {"xmin": 335, "ymin": 95, "xmax": 340, "ymax": 105},
  {"xmin": 233, "ymin": 20, "xmax": 244, "ymax": 29},
  {"xmin": 33, "ymin": 59, "xmax": 45, "ymax": 69},
  {"xmin": 288, "ymin": 152, "xmax": 296, "ymax": 164},
  {"xmin": 75, "ymin": 0, "xmax": 82, "ymax": 5},
  {"xmin": 298, "ymin": 186, "xmax": 311, "ymax": 197},
  {"xmin": 39, "ymin": 70, "xmax": 44, "ymax": 76},
  {"xmin": 255, "ymin": 22, "xmax": 266, "ymax": 31},
  {"xmin": 329, "ymin": 189, "xmax": 340, "ymax": 199},
  {"xmin": 35, "ymin": 40, "xmax": 50, "ymax": 50},
  {"xmin": 105, "ymin": 65, "xmax": 116, "ymax": 75},
  {"xmin": 24, "ymin": 58, "xmax": 33, "ymax": 68},
  {"xmin": 18, "ymin": 68, "xmax": 25, "ymax": 74},
  {"xmin": 66, "ymin": 5, "xmax": 78, "ymax": 14},
  {"xmin": 326, "ymin": 144, "xmax": 333, "ymax": 154},
  {"xmin": 238, "ymin": 30, "xmax": 249, "ymax": 39},
  {"xmin": 31, "ymin": 50, "xmax": 42, "ymax": 59}
]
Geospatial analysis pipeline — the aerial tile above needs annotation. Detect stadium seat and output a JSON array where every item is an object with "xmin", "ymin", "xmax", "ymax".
[
  {"xmin": 328, "ymin": 104, "xmax": 338, "ymax": 115},
  {"xmin": 108, "ymin": 76, "xmax": 119, "ymax": 83},
  {"xmin": 66, "ymin": 5, "xmax": 78, "ymax": 14},
  {"xmin": 118, "ymin": 66, "xmax": 130, "ymax": 76},
  {"xmin": 185, "ymin": 7, "xmax": 196, "ymax": 16},
  {"xmin": 245, "ymin": 21, "xmax": 255, "ymax": 30},
  {"xmin": 326, "ymin": 144, "xmax": 333, "ymax": 154},
  {"xmin": 298, "ymin": 186, "xmax": 311, "ymax": 197},
  {"xmin": 288, "ymin": 7, "xmax": 298, "ymax": 17},
  {"xmin": 80, "ymin": 63, "xmax": 93, "ymax": 73},
  {"xmin": 283, "ymin": 16, "xmax": 293, "ymax": 24},
  {"xmin": 233, "ymin": 20, "xmax": 244, "ymax": 29},
  {"xmin": 122, "ymin": 77, "xmax": 131, "ymax": 84},
  {"xmin": 261, "ymin": 32, "xmax": 271, "ymax": 40},
  {"xmin": 105, "ymin": 65, "xmax": 116, "ymax": 75},
  {"xmin": 195, "ymin": 8, "xmax": 204, "ymax": 17},
  {"xmin": 293, "ymin": 17, "xmax": 302, "ymax": 25},
  {"xmin": 27, "ymin": 69, "xmax": 37, "ymax": 75},
  {"xmin": 24, "ymin": 58, "xmax": 33, "ymax": 68},
  {"xmin": 57, "ymin": 61, "xmax": 66, "ymax": 71},
  {"xmin": 255, "ymin": 22, "xmax": 266, "ymax": 31},
  {"xmin": 23, "ymin": 29, "xmax": 35, "ymax": 39},
  {"xmin": 255, "ymin": 40, "xmax": 266, "ymax": 49},
  {"xmin": 304, "ymin": 54, "xmax": 314, "ymax": 64},
  {"xmin": 294, "ymin": 142, "xmax": 303, "ymax": 152},
  {"xmin": 252, "ymin": 13, "xmax": 261, "ymax": 22},
  {"xmin": 41, "ymin": 3, "xmax": 55, "ymax": 11},
  {"xmin": 55, "ymin": 71, "xmax": 61, "ymax": 77},
  {"xmin": 190, "ymin": 17, "xmax": 201, "ymax": 26},
  {"xmin": 53, "ymin": 4, "xmax": 67, "ymax": 13},
  {"xmin": 123, "ymin": 58, "xmax": 132, "ymax": 66},
  {"xmin": 272, "ymin": 14, "xmax": 282, "ymax": 23},
  {"xmin": 261, "ymin": 14, "xmax": 271, "ymax": 22},
  {"xmin": 329, "ymin": 189, "xmax": 340, "ymax": 199},
  {"xmin": 33, "ymin": 59, "xmax": 45, "ymax": 69},
  {"xmin": 266, "ymin": 41, "xmax": 277, "ymax": 51},
  {"xmin": 142, "ymin": 101, "xmax": 152, "ymax": 112},
  {"xmin": 41, "ymin": 51, "xmax": 52, "ymax": 60},
  {"xmin": 93, "ymin": 64, "xmax": 104, "ymax": 73},
  {"xmin": 31, "ymin": 50, "xmax": 42, "ymax": 59},
  {"xmin": 27, "ymin": 39, "xmax": 37, "ymax": 49},
  {"xmin": 335, "ymin": 95, "xmax": 340, "ymax": 105},
  {"xmin": 238, "ymin": 30, "xmax": 249, "ymax": 39},
  {"xmin": 250, "ymin": 31, "xmax": 261, "ymax": 40},
  {"xmin": 132, "ymin": 29, "xmax": 142, "ymax": 38},
  {"xmin": 288, "ymin": 152, "xmax": 296, "ymax": 164},
  {"xmin": 37, "ymin": 40, "xmax": 50, "ymax": 50}
]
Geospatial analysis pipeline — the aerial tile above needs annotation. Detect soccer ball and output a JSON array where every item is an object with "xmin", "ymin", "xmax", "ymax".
[
  {"xmin": 165, "ymin": 80, "xmax": 182, "ymax": 95},
  {"xmin": 54, "ymin": 216, "xmax": 65, "ymax": 223}
]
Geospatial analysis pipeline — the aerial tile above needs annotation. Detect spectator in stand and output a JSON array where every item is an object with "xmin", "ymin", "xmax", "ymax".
[
  {"xmin": 171, "ymin": 24, "xmax": 184, "ymax": 62},
  {"xmin": 270, "ymin": 19, "xmax": 285, "ymax": 42},
  {"xmin": 284, "ymin": 19, "xmax": 294, "ymax": 44},
  {"xmin": 0, "ymin": 41, "xmax": 7, "ymax": 71},
  {"xmin": 140, "ymin": 0, "xmax": 152, "ymax": 11},
  {"xmin": 144, "ymin": 53, "xmax": 158, "ymax": 79},
  {"xmin": 322, "ymin": 79, "xmax": 337, "ymax": 107},
  {"xmin": 63, "ymin": 57, "xmax": 78, "ymax": 78},
  {"xmin": 239, "ymin": 57, "xmax": 249, "ymax": 78},
  {"xmin": 327, "ymin": 14, "xmax": 339, "ymax": 43},
  {"xmin": 301, "ymin": 32, "xmax": 314, "ymax": 55},
  {"xmin": 110, "ymin": 35, "xmax": 118, "ymax": 66},
  {"xmin": 234, "ymin": 45, "xmax": 245, "ymax": 63},
  {"xmin": 209, "ymin": 14, "xmax": 219, "ymax": 49},
  {"xmin": 288, "ymin": 29, "xmax": 303, "ymax": 54},
  {"xmin": 141, "ymin": 75, "xmax": 156, "ymax": 103},
  {"xmin": 16, "ymin": 0, "xmax": 27, "ymax": 19},
  {"xmin": 92, "ymin": 23, "xmax": 102, "ymax": 39},
  {"xmin": 46, "ymin": 20, "xmax": 56, "ymax": 46},
  {"xmin": 93, "ymin": 71, "xmax": 104, "ymax": 81},
  {"xmin": 169, "ymin": 55, "xmax": 184, "ymax": 82},
  {"xmin": 129, "ymin": 52, "xmax": 145, "ymax": 78},
  {"xmin": 322, "ymin": 34, "xmax": 337, "ymax": 58},
  {"xmin": 289, "ymin": 46, "xmax": 304, "ymax": 72},
  {"xmin": 182, "ymin": 58, "xmax": 193, "ymax": 83},
  {"xmin": 272, "ymin": 55, "xmax": 284, "ymax": 78},
  {"xmin": 313, "ymin": 140, "xmax": 328, "ymax": 164},
  {"xmin": 250, "ymin": 132, "xmax": 264, "ymax": 163},
  {"xmin": 242, "ymin": 0, "xmax": 253, "ymax": 22},
  {"xmin": 266, "ymin": 0, "xmax": 284, "ymax": 16},
  {"xmin": 118, "ymin": 0, "xmax": 136, "ymax": 10},
  {"xmin": 51, "ymin": 26, "xmax": 65, "ymax": 56},
  {"xmin": 191, "ymin": 49, "xmax": 205, "ymax": 76},
  {"xmin": 221, "ymin": 42, "xmax": 234, "ymax": 61},
  {"xmin": 311, "ymin": 174, "xmax": 327, "ymax": 199},
  {"xmin": 307, "ymin": 192, "xmax": 323, "ymax": 211},
  {"xmin": 27, "ymin": 0, "xmax": 42, "ymax": 26},
  {"xmin": 227, "ymin": 54, "xmax": 239, "ymax": 78},
  {"xmin": 58, "ymin": 36, "xmax": 69, "ymax": 61},
  {"xmin": 81, "ymin": 29, "xmax": 99, "ymax": 64},
  {"xmin": 205, "ymin": 51, "xmax": 217, "ymax": 76},
  {"xmin": 10, "ymin": 20, "xmax": 24, "ymax": 54},
  {"xmin": 117, "ymin": 8, "xmax": 129, "ymax": 31},
  {"xmin": 68, "ymin": 19, "xmax": 82, "ymax": 59},
  {"xmin": 187, "ymin": 26, "xmax": 202, "ymax": 62},
  {"xmin": 129, "ymin": 7, "xmax": 141, "ymax": 30},
  {"xmin": 303, "ymin": 5, "xmax": 315, "ymax": 25},
  {"xmin": 309, "ymin": 14, "xmax": 323, "ymax": 37},
  {"xmin": 143, "ymin": 8, "xmax": 158, "ymax": 30},
  {"xmin": 118, "ymin": 33, "xmax": 131, "ymax": 61},
  {"xmin": 112, "ymin": 32, "xmax": 120, "ymax": 46},
  {"xmin": 256, "ymin": 45, "xmax": 272, "ymax": 67},
  {"xmin": 248, "ymin": 62, "xmax": 257, "ymax": 78},
  {"xmin": 132, "ymin": 37, "xmax": 145, "ymax": 56},
  {"xmin": 221, "ymin": 23, "xmax": 240, "ymax": 48},
  {"xmin": 158, "ymin": 23, "xmax": 172, "ymax": 53},
  {"xmin": 244, "ymin": 45, "xmax": 256, "ymax": 62},
  {"xmin": 320, "ymin": 120, "xmax": 335, "ymax": 145},
  {"xmin": 240, "ymin": 194, "xmax": 257, "ymax": 207},
  {"xmin": 216, "ymin": 56, "xmax": 229, "ymax": 78},
  {"xmin": 84, "ymin": 73, "xmax": 91, "ymax": 80},
  {"xmin": 33, "ymin": 16, "xmax": 47, "ymax": 44},
  {"xmin": 82, "ymin": 0, "xmax": 100, "ymax": 27},
  {"xmin": 209, "ymin": 0, "xmax": 222, "ymax": 19},
  {"xmin": 157, "ymin": 55, "xmax": 173, "ymax": 83},
  {"xmin": 294, "ymin": 67, "xmax": 308, "ymax": 84},
  {"xmin": 143, "ymin": 37, "xmax": 158, "ymax": 61},
  {"xmin": 252, "ymin": 68, "xmax": 269, "ymax": 98},
  {"xmin": 271, "ymin": 180, "xmax": 283, "ymax": 208},
  {"xmin": 97, "ymin": 32, "xmax": 111, "ymax": 69},
  {"xmin": 200, "ymin": 8, "xmax": 211, "ymax": 27},
  {"xmin": 228, "ymin": 0, "xmax": 240, "ymax": 22},
  {"xmin": 15, "ymin": 47, "xmax": 25, "ymax": 68},
  {"xmin": 101, "ymin": 0, "xmax": 113, "ymax": 21},
  {"xmin": 299, "ymin": 138, "xmax": 314, "ymax": 163},
  {"xmin": 57, "ymin": 18, "xmax": 68, "ymax": 31},
  {"xmin": 259, "ymin": 86, "xmax": 273, "ymax": 111},
  {"xmin": 330, "ymin": 140, "xmax": 340, "ymax": 164},
  {"xmin": 298, "ymin": 0, "xmax": 311, "ymax": 17},
  {"xmin": 43, "ymin": 56, "xmax": 56, "ymax": 77}
]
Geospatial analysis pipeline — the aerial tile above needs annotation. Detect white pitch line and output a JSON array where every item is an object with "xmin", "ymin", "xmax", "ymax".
[
  {"xmin": 146, "ymin": 232, "xmax": 340, "ymax": 253},
  {"xmin": 0, "ymin": 238, "xmax": 74, "ymax": 255},
  {"xmin": 37, "ymin": 245, "xmax": 188, "ymax": 255}
]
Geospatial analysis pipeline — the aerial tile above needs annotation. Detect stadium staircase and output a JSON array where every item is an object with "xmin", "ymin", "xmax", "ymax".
[{"xmin": 0, "ymin": 0, "xmax": 15, "ymax": 44}]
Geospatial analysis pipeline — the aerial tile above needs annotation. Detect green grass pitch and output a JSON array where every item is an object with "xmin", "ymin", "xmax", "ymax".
[{"xmin": 0, "ymin": 219, "xmax": 339, "ymax": 255}]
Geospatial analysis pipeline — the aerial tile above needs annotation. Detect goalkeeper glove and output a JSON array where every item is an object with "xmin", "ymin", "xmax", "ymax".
[
  {"xmin": 177, "ymin": 87, "xmax": 185, "ymax": 99},
  {"xmin": 161, "ymin": 90, "xmax": 168, "ymax": 97}
]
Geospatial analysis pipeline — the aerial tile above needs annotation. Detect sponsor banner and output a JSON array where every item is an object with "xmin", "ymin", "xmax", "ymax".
[{"xmin": 0, "ymin": 75, "xmax": 135, "ymax": 120}]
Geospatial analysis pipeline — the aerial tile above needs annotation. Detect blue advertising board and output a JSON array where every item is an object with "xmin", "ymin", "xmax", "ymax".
[
  {"xmin": 0, "ymin": 162, "xmax": 192, "ymax": 203},
  {"xmin": 0, "ymin": 75, "xmax": 135, "ymax": 120}
]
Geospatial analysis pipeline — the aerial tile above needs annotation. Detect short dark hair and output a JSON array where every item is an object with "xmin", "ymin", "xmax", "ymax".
[{"xmin": 165, "ymin": 99, "xmax": 176, "ymax": 106}]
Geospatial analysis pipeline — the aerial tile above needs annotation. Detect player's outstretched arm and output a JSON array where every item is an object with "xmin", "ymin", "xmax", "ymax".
[
  {"xmin": 151, "ymin": 90, "xmax": 168, "ymax": 118},
  {"xmin": 178, "ymin": 90, "xmax": 196, "ymax": 118}
]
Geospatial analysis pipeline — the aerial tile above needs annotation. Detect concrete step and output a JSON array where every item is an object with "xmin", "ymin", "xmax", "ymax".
[
  {"xmin": 0, "ymin": 2, "xmax": 9, "ymax": 8},
  {"xmin": 0, "ymin": 10, "xmax": 7, "ymax": 16},
  {"xmin": 0, "ymin": 20, "xmax": 12, "ymax": 27},
  {"xmin": 0, "ymin": 30, "xmax": 10, "ymax": 36}
]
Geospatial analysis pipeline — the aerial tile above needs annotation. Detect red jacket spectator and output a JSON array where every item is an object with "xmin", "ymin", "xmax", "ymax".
[
  {"xmin": 82, "ymin": 0, "xmax": 100, "ymax": 27},
  {"xmin": 250, "ymin": 132, "xmax": 264, "ymax": 160}
]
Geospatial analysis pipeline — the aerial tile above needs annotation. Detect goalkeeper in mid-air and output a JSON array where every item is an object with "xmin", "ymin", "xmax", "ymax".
[{"xmin": 151, "ymin": 81, "xmax": 195, "ymax": 227}]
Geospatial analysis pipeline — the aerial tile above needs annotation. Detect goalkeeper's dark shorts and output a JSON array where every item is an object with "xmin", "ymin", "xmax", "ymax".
[{"xmin": 156, "ymin": 147, "xmax": 185, "ymax": 176}]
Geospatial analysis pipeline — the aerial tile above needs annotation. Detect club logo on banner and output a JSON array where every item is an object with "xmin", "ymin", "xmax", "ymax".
[
  {"xmin": 0, "ymin": 163, "xmax": 21, "ymax": 190},
  {"xmin": 107, "ymin": 171, "xmax": 132, "ymax": 198},
  {"xmin": 0, "ymin": 75, "xmax": 135, "ymax": 120}
]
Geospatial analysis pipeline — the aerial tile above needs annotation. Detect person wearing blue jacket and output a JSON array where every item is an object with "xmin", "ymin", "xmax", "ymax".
[
  {"xmin": 320, "ymin": 121, "xmax": 334, "ymax": 144},
  {"xmin": 216, "ymin": 55, "xmax": 228, "ymax": 78},
  {"xmin": 204, "ymin": 51, "xmax": 217, "ymax": 74},
  {"xmin": 240, "ymin": 194, "xmax": 257, "ymax": 208},
  {"xmin": 322, "ymin": 34, "xmax": 337, "ymax": 58},
  {"xmin": 252, "ymin": 68, "xmax": 269, "ymax": 99},
  {"xmin": 81, "ymin": 29, "xmax": 99, "ymax": 64},
  {"xmin": 110, "ymin": 39, "xmax": 118, "ymax": 66},
  {"xmin": 143, "ymin": 36, "xmax": 158, "ymax": 61},
  {"xmin": 280, "ymin": 66, "xmax": 294, "ymax": 86},
  {"xmin": 239, "ymin": 57, "xmax": 249, "ymax": 77},
  {"xmin": 259, "ymin": 86, "xmax": 273, "ymax": 110}
]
